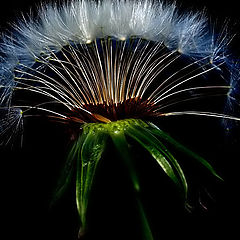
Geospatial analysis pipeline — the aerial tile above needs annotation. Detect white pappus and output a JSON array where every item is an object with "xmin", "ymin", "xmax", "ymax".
[{"xmin": 0, "ymin": 0, "xmax": 239, "ymax": 144}]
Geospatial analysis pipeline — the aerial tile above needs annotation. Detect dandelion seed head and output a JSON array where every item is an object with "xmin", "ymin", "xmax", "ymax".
[
  {"xmin": 1, "ymin": 1, "xmax": 239, "ymax": 234},
  {"xmin": 0, "ymin": 0, "xmax": 239, "ymax": 142}
]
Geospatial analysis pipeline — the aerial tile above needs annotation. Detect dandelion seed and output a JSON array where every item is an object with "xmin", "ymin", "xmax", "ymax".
[
  {"xmin": 0, "ymin": 107, "xmax": 23, "ymax": 146},
  {"xmin": 0, "ymin": 0, "xmax": 239, "ymax": 239}
]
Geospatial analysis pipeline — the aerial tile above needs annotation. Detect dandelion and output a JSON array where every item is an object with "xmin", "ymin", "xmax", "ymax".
[{"xmin": 0, "ymin": 0, "xmax": 239, "ymax": 238}]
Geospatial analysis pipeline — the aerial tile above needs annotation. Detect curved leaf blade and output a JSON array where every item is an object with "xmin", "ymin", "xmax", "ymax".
[
  {"xmin": 51, "ymin": 134, "xmax": 87, "ymax": 206},
  {"xmin": 125, "ymin": 125, "xmax": 185, "ymax": 194},
  {"xmin": 147, "ymin": 123, "xmax": 223, "ymax": 180},
  {"xmin": 136, "ymin": 125, "xmax": 188, "ymax": 198},
  {"xmin": 76, "ymin": 129, "xmax": 107, "ymax": 232}
]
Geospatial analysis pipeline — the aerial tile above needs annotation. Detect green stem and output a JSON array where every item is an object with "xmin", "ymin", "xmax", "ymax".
[
  {"xmin": 137, "ymin": 197, "xmax": 154, "ymax": 240},
  {"xmin": 110, "ymin": 130, "xmax": 139, "ymax": 192},
  {"xmin": 110, "ymin": 130, "xmax": 154, "ymax": 240}
]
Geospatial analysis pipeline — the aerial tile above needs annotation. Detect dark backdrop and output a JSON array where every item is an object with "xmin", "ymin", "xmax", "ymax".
[{"xmin": 1, "ymin": 1, "xmax": 240, "ymax": 239}]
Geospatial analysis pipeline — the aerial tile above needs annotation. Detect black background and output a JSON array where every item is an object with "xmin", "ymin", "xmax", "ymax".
[{"xmin": 1, "ymin": 1, "xmax": 240, "ymax": 239}]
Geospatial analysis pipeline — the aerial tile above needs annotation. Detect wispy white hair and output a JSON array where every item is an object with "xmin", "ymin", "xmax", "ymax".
[
  {"xmin": 0, "ymin": 0, "xmax": 229, "ymax": 62},
  {"xmin": 0, "ymin": 0, "xmax": 238, "ymax": 123}
]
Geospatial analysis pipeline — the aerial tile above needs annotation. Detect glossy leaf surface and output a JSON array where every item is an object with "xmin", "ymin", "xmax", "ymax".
[
  {"xmin": 76, "ymin": 128, "xmax": 107, "ymax": 232},
  {"xmin": 126, "ymin": 123, "xmax": 188, "ymax": 198},
  {"xmin": 147, "ymin": 122, "xmax": 223, "ymax": 180}
]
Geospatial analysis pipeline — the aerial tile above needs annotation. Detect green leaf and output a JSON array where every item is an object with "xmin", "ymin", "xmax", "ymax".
[
  {"xmin": 51, "ymin": 135, "xmax": 87, "ymax": 206},
  {"xmin": 125, "ymin": 124, "xmax": 187, "ymax": 196},
  {"xmin": 76, "ymin": 128, "xmax": 107, "ymax": 232},
  {"xmin": 134, "ymin": 124, "xmax": 188, "ymax": 197},
  {"xmin": 147, "ymin": 123, "xmax": 223, "ymax": 181}
]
